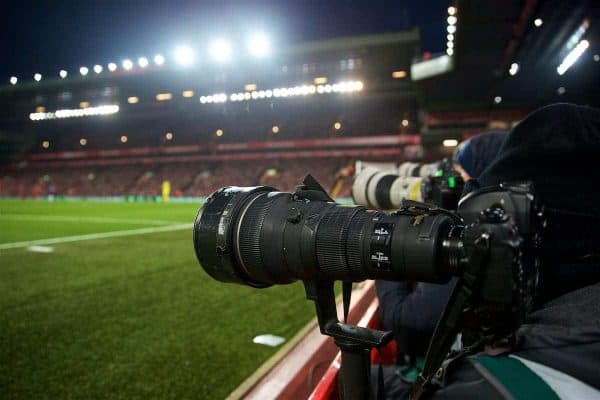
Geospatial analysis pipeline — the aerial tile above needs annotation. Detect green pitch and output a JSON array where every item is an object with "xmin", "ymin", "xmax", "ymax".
[{"xmin": 0, "ymin": 199, "xmax": 315, "ymax": 399}]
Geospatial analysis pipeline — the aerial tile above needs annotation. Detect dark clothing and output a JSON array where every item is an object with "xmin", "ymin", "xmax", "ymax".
[
  {"xmin": 373, "ymin": 282, "xmax": 600, "ymax": 399},
  {"xmin": 376, "ymin": 280, "xmax": 457, "ymax": 357},
  {"xmin": 453, "ymin": 131, "xmax": 507, "ymax": 179}
]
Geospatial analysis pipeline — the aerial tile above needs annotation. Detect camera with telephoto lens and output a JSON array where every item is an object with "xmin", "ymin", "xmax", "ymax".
[
  {"xmin": 352, "ymin": 159, "xmax": 464, "ymax": 211},
  {"xmin": 193, "ymin": 174, "xmax": 542, "ymax": 399},
  {"xmin": 194, "ymin": 174, "xmax": 540, "ymax": 338}
]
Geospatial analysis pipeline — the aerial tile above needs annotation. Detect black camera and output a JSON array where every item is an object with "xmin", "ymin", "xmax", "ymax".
[
  {"xmin": 193, "ymin": 175, "xmax": 540, "ymax": 399},
  {"xmin": 351, "ymin": 159, "xmax": 464, "ymax": 211}
]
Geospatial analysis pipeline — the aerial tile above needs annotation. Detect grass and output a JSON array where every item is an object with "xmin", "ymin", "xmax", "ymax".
[{"xmin": 0, "ymin": 199, "xmax": 315, "ymax": 399}]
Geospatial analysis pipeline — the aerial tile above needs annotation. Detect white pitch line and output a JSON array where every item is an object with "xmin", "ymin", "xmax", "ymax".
[
  {"xmin": 0, "ymin": 214, "xmax": 183, "ymax": 226},
  {"xmin": 0, "ymin": 223, "xmax": 192, "ymax": 250}
]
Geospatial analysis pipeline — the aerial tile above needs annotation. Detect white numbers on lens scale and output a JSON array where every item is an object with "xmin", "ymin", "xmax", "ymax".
[
  {"xmin": 371, "ymin": 252, "xmax": 389, "ymax": 264},
  {"xmin": 374, "ymin": 227, "xmax": 390, "ymax": 235}
]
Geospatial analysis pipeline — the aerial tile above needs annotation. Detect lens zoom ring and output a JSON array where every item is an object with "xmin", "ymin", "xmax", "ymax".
[
  {"xmin": 346, "ymin": 210, "xmax": 371, "ymax": 277},
  {"xmin": 316, "ymin": 207, "xmax": 357, "ymax": 276},
  {"xmin": 238, "ymin": 194, "xmax": 272, "ymax": 274}
]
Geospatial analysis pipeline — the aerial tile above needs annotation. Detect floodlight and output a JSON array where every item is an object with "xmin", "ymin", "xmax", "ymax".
[
  {"xmin": 154, "ymin": 54, "xmax": 165, "ymax": 65},
  {"xmin": 447, "ymin": 16, "xmax": 457, "ymax": 25},
  {"xmin": 248, "ymin": 34, "xmax": 269, "ymax": 57},
  {"xmin": 174, "ymin": 45, "xmax": 194, "ymax": 66},
  {"xmin": 209, "ymin": 39, "xmax": 232, "ymax": 62},
  {"xmin": 494, "ymin": 96, "xmax": 502, "ymax": 104},
  {"xmin": 108, "ymin": 62, "xmax": 118, "ymax": 72},
  {"xmin": 34, "ymin": 73, "xmax": 42, "ymax": 81},
  {"xmin": 447, "ymin": 25, "xmax": 456, "ymax": 34},
  {"xmin": 138, "ymin": 57, "xmax": 149, "ymax": 68},
  {"xmin": 80, "ymin": 66, "xmax": 89, "ymax": 76},
  {"xmin": 10, "ymin": 76, "xmax": 17, "ymax": 85},
  {"xmin": 93, "ymin": 64, "xmax": 103, "ymax": 74},
  {"xmin": 509, "ymin": 63, "xmax": 519, "ymax": 76},
  {"xmin": 122, "ymin": 59, "xmax": 134, "ymax": 70},
  {"xmin": 59, "ymin": 70, "xmax": 68, "ymax": 78},
  {"xmin": 557, "ymin": 39, "xmax": 589, "ymax": 75},
  {"xmin": 534, "ymin": 18, "xmax": 543, "ymax": 27}
]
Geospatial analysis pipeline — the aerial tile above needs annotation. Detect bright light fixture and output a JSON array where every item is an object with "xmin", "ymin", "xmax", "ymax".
[
  {"xmin": 120, "ymin": 135, "xmax": 128, "ymax": 143},
  {"xmin": 494, "ymin": 96, "xmax": 502, "ymax": 104},
  {"xmin": 215, "ymin": 129, "xmax": 224, "ymax": 137},
  {"xmin": 446, "ymin": 48, "xmax": 454, "ymax": 56},
  {"xmin": 154, "ymin": 54, "xmax": 165, "ymax": 65},
  {"xmin": 182, "ymin": 90, "xmax": 194, "ymax": 98},
  {"xmin": 165, "ymin": 132, "xmax": 173, "ymax": 140},
  {"xmin": 80, "ymin": 66, "xmax": 89, "ymax": 76},
  {"xmin": 156, "ymin": 93, "xmax": 173, "ymax": 101},
  {"xmin": 80, "ymin": 138, "xmax": 87, "ymax": 146},
  {"xmin": 447, "ymin": 34, "xmax": 454, "ymax": 41},
  {"xmin": 401, "ymin": 119, "xmax": 409, "ymax": 127},
  {"xmin": 447, "ymin": 16, "xmax": 457, "ymax": 25},
  {"xmin": 557, "ymin": 39, "xmax": 589, "ymax": 75},
  {"xmin": 93, "ymin": 64, "xmax": 103, "ymax": 74},
  {"xmin": 448, "ymin": 6, "xmax": 457, "ymax": 15},
  {"xmin": 108, "ymin": 62, "xmax": 118, "ymax": 72},
  {"xmin": 174, "ymin": 45, "xmax": 194, "ymax": 66},
  {"xmin": 271, "ymin": 125, "xmax": 279, "ymax": 134},
  {"xmin": 10, "ymin": 76, "xmax": 17, "ymax": 85},
  {"xmin": 509, "ymin": 62, "xmax": 519, "ymax": 76},
  {"xmin": 59, "ymin": 70, "xmax": 68, "ymax": 78},
  {"xmin": 534, "ymin": 18, "xmax": 543, "ymax": 27},
  {"xmin": 443, "ymin": 139, "xmax": 458, "ymax": 147},
  {"xmin": 34, "ymin": 73, "xmax": 42, "ymax": 82},
  {"xmin": 209, "ymin": 39, "xmax": 232, "ymax": 62},
  {"xmin": 42, "ymin": 140, "xmax": 50, "ymax": 149},
  {"xmin": 122, "ymin": 59, "xmax": 133, "ymax": 70},
  {"xmin": 248, "ymin": 34, "xmax": 269, "ymax": 57},
  {"xmin": 138, "ymin": 57, "xmax": 149, "ymax": 68},
  {"xmin": 392, "ymin": 71, "xmax": 407, "ymax": 79},
  {"xmin": 127, "ymin": 96, "xmax": 139, "ymax": 104},
  {"xmin": 447, "ymin": 25, "xmax": 456, "ymax": 34}
]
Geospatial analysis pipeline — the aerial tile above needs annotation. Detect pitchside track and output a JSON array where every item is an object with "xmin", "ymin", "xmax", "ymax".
[{"xmin": 0, "ymin": 199, "xmax": 314, "ymax": 399}]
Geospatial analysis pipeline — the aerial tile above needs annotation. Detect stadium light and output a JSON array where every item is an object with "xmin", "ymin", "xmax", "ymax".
[
  {"xmin": 446, "ymin": 48, "xmax": 454, "ymax": 56},
  {"xmin": 392, "ymin": 71, "xmax": 407, "ymax": 79},
  {"xmin": 174, "ymin": 45, "xmax": 194, "ymax": 66},
  {"xmin": 557, "ymin": 39, "xmax": 589, "ymax": 75},
  {"xmin": 93, "ymin": 64, "xmax": 103, "ymax": 74},
  {"xmin": 248, "ymin": 34, "xmax": 269, "ymax": 57},
  {"xmin": 59, "ymin": 69, "xmax": 68, "ymax": 78},
  {"xmin": 34, "ymin": 73, "xmax": 42, "ymax": 81},
  {"xmin": 494, "ymin": 96, "xmax": 502, "ymax": 104},
  {"xmin": 120, "ymin": 135, "xmax": 128, "ymax": 143},
  {"xmin": 138, "ymin": 57, "xmax": 149, "ymax": 68},
  {"xmin": 557, "ymin": 86, "xmax": 566, "ymax": 95},
  {"xmin": 401, "ymin": 119, "xmax": 409, "ymax": 127},
  {"xmin": 594, "ymin": 54, "xmax": 599, "ymax": 62},
  {"xmin": 447, "ymin": 34, "xmax": 454, "ymax": 41},
  {"xmin": 447, "ymin": 16, "xmax": 457, "ymax": 25},
  {"xmin": 534, "ymin": 18, "xmax": 543, "ymax": 27},
  {"xmin": 209, "ymin": 39, "xmax": 232, "ymax": 62},
  {"xmin": 127, "ymin": 96, "xmax": 139, "ymax": 104},
  {"xmin": 80, "ymin": 138, "xmax": 87, "ymax": 146},
  {"xmin": 448, "ymin": 6, "xmax": 457, "ymax": 15},
  {"xmin": 271, "ymin": 125, "xmax": 279, "ymax": 134},
  {"xmin": 156, "ymin": 93, "xmax": 173, "ymax": 101},
  {"xmin": 9, "ymin": 76, "xmax": 17, "ymax": 85},
  {"xmin": 165, "ymin": 132, "xmax": 173, "ymax": 140},
  {"xmin": 334, "ymin": 121, "xmax": 342, "ymax": 130},
  {"xmin": 122, "ymin": 59, "xmax": 134, "ymax": 70},
  {"xmin": 447, "ymin": 41, "xmax": 454, "ymax": 49},
  {"xmin": 42, "ymin": 140, "xmax": 50, "ymax": 149},
  {"xmin": 29, "ymin": 105, "xmax": 119, "ymax": 121},
  {"xmin": 80, "ymin": 101, "xmax": 90, "ymax": 109},
  {"xmin": 154, "ymin": 54, "xmax": 165, "ymax": 66},
  {"xmin": 447, "ymin": 25, "xmax": 456, "ymax": 34},
  {"xmin": 443, "ymin": 139, "xmax": 458, "ymax": 147},
  {"xmin": 509, "ymin": 62, "xmax": 519, "ymax": 76},
  {"xmin": 80, "ymin": 66, "xmax": 89, "ymax": 76},
  {"xmin": 182, "ymin": 90, "xmax": 194, "ymax": 98},
  {"xmin": 108, "ymin": 62, "xmax": 118, "ymax": 72},
  {"xmin": 215, "ymin": 129, "xmax": 224, "ymax": 137}
]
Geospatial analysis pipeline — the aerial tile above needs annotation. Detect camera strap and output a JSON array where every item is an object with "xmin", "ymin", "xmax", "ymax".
[{"xmin": 409, "ymin": 231, "xmax": 491, "ymax": 400}]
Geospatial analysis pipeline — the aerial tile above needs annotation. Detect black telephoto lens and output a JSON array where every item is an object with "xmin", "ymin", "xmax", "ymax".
[{"xmin": 194, "ymin": 183, "xmax": 458, "ymax": 287}]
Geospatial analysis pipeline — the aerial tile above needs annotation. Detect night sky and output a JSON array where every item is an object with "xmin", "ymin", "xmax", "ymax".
[{"xmin": 2, "ymin": 0, "xmax": 450, "ymax": 80}]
